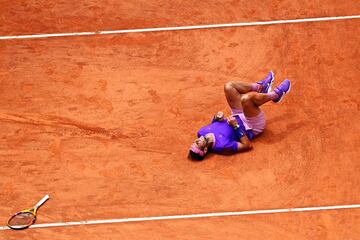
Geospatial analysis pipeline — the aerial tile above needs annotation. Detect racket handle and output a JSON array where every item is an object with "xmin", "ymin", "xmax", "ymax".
[{"xmin": 35, "ymin": 195, "xmax": 50, "ymax": 208}]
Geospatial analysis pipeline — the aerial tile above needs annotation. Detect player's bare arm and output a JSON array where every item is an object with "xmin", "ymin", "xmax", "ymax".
[{"xmin": 226, "ymin": 115, "xmax": 252, "ymax": 152}]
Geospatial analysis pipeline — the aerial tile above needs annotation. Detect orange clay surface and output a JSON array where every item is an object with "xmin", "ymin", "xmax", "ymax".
[
  {"xmin": 0, "ymin": 1, "xmax": 360, "ymax": 239},
  {"xmin": 1, "ymin": 0, "xmax": 360, "ymax": 35}
]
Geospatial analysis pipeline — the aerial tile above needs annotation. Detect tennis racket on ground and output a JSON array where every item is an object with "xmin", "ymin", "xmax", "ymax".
[{"xmin": 7, "ymin": 194, "xmax": 49, "ymax": 230}]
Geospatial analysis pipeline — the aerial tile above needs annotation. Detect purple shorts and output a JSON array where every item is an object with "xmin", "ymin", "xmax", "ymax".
[{"xmin": 231, "ymin": 109, "xmax": 266, "ymax": 136}]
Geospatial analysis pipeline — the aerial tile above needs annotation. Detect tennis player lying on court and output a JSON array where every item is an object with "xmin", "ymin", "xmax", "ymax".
[{"xmin": 189, "ymin": 71, "xmax": 291, "ymax": 160}]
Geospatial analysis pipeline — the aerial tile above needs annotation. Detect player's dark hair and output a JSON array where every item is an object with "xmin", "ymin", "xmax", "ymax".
[{"xmin": 188, "ymin": 150, "xmax": 205, "ymax": 161}]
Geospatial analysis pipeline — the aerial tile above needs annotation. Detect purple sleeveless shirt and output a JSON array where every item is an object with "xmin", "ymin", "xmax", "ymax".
[
  {"xmin": 197, "ymin": 121, "xmax": 238, "ymax": 154},
  {"xmin": 197, "ymin": 116, "xmax": 253, "ymax": 155}
]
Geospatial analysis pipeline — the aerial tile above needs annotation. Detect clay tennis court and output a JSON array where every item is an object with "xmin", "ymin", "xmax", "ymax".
[{"xmin": 1, "ymin": 1, "xmax": 360, "ymax": 239}]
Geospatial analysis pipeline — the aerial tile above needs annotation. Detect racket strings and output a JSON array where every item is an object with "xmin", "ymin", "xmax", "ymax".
[{"xmin": 8, "ymin": 212, "xmax": 35, "ymax": 228}]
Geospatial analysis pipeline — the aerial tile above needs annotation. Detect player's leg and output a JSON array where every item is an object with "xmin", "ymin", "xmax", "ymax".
[
  {"xmin": 224, "ymin": 80, "xmax": 252, "ymax": 111},
  {"xmin": 240, "ymin": 92, "xmax": 272, "ymax": 117},
  {"xmin": 224, "ymin": 71, "xmax": 274, "ymax": 113},
  {"xmin": 241, "ymin": 79, "xmax": 291, "ymax": 117}
]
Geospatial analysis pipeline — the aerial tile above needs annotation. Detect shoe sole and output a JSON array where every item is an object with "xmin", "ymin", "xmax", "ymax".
[
  {"xmin": 261, "ymin": 70, "xmax": 274, "ymax": 93},
  {"xmin": 267, "ymin": 70, "xmax": 274, "ymax": 93},
  {"xmin": 274, "ymin": 80, "xmax": 291, "ymax": 103}
]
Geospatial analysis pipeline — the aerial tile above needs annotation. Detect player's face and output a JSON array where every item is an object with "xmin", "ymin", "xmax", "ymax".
[{"xmin": 194, "ymin": 136, "xmax": 207, "ymax": 149}]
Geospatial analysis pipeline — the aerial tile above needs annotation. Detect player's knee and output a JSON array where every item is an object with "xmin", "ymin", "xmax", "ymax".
[
  {"xmin": 224, "ymin": 81, "xmax": 234, "ymax": 94},
  {"xmin": 240, "ymin": 93, "xmax": 255, "ymax": 106},
  {"xmin": 240, "ymin": 94, "xmax": 250, "ymax": 105}
]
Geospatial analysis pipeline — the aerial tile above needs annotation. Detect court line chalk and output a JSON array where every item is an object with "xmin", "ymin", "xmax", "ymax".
[
  {"xmin": 0, "ymin": 15, "xmax": 359, "ymax": 40},
  {"xmin": 1, "ymin": 203, "xmax": 359, "ymax": 230}
]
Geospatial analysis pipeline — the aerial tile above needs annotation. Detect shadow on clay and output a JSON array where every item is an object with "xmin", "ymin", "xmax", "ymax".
[{"xmin": 253, "ymin": 118, "xmax": 308, "ymax": 145}]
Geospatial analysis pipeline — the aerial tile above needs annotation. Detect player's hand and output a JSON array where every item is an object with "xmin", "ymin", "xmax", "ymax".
[
  {"xmin": 227, "ymin": 115, "xmax": 238, "ymax": 127},
  {"xmin": 214, "ymin": 111, "xmax": 224, "ymax": 122}
]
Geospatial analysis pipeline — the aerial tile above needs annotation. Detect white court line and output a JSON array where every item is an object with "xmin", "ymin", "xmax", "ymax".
[
  {"xmin": 1, "ymin": 204, "xmax": 359, "ymax": 230},
  {"xmin": 0, "ymin": 15, "xmax": 359, "ymax": 40}
]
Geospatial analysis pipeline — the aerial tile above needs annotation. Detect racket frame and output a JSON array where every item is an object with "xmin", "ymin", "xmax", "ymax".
[{"xmin": 7, "ymin": 194, "xmax": 49, "ymax": 230}]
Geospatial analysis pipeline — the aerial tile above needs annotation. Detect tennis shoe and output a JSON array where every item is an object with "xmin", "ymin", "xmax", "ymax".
[
  {"xmin": 273, "ymin": 79, "xmax": 291, "ymax": 103},
  {"xmin": 257, "ymin": 71, "xmax": 274, "ymax": 93}
]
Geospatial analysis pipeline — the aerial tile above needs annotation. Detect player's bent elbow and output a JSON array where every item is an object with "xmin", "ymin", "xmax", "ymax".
[
  {"xmin": 245, "ymin": 142, "xmax": 253, "ymax": 151},
  {"xmin": 237, "ymin": 142, "xmax": 252, "ymax": 152}
]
